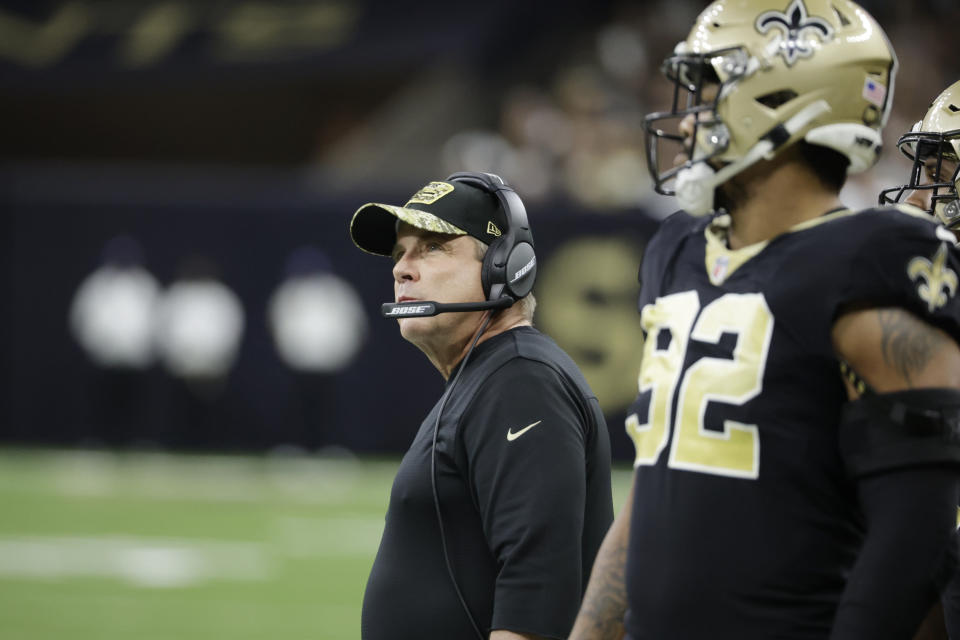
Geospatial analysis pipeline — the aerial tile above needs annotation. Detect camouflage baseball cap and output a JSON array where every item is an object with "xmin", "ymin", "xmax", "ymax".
[{"xmin": 350, "ymin": 179, "xmax": 508, "ymax": 257}]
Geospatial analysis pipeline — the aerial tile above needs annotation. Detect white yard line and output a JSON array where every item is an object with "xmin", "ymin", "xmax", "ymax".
[
  {"xmin": 0, "ymin": 512, "xmax": 385, "ymax": 586},
  {"xmin": 0, "ymin": 535, "xmax": 271, "ymax": 587}
]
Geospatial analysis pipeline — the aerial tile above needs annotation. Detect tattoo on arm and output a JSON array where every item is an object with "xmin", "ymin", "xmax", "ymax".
[
  {"xmin": 877, "ymin": 309, "xmax": 945, "ymax": 387},
  {"xmin": 570, "ymin": 534, "xmax": 628, "ymax": 640}
]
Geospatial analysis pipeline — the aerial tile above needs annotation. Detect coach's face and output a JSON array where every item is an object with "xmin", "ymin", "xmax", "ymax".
[{"xmin": 391, "ymin": 222, "xmax": 485, "ymax": 348}]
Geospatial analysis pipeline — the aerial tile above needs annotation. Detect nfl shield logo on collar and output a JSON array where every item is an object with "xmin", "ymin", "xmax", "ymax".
[{"xmin": 711, "ymin": 255, "xmax": 731, "ymax": 285}]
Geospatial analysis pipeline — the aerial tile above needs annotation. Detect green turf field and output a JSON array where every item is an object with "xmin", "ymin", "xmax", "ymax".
[{"xmin": 0, "ymin": 448, "xmax": 633, "ymax": 639}]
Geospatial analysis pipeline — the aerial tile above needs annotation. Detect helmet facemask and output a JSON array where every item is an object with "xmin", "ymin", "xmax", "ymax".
[
  {"xmin": 880, "ymin": 129, "xmax": 960, "ymax": 229},
  {"xmin": 644, "ymin": 47, "xmax": 747, "ymax": 203},
  {"xmin": 644, "ymin": 44, "xmax": 831, "ymax": 216},
  {"xmin": 881, "ymin": 80, "xmax": 960, "ymax": 230}
]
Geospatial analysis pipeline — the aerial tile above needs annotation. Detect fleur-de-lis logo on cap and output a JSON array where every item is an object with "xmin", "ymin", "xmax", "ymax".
[
  {"xmin": 756, "ymin": 0, "xmax": 834, "ymax": 67},
  {"xmin": 406, "ymin": 181, "xmax": 454, "ymax": 206},
  {"xmin": 908, "ymin": 243, "xmax": 959, "ymax": 312}
]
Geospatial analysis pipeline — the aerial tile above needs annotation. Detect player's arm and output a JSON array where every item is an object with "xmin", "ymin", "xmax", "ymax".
[
  {"xmin": 830, "ymin": 307, "xmax": 960, "ymax": 640},
  {"xmin": 911, "ymin": 601, "xmax": 947, "ymax": 640},
  {"xmin": 568, "ymin": 475, "xmax": 633, "ymax": 640}
]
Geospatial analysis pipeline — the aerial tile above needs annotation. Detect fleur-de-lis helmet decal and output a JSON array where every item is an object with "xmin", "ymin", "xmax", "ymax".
[
  {"xmin": 643, "ymin": 0, "xmax": 897, "ymax": 216},
  {"xmin": 756, "ymin": 0, "xmax": 834, "ymax": 67}
]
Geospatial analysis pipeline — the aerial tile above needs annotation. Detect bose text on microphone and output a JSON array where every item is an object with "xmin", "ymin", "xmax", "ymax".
[{"xmin": 381, "ymin": 297, "xmax": 514, "ymax": 318}]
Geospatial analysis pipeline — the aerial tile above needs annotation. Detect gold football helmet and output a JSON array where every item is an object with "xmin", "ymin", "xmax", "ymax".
[
  {"xmin": 879, "ymin": 80, "xmax": 960, "ymax": 230},
  {"xmin": 645, "ymin": 0, "xmax": 897, "ymax": 215}
]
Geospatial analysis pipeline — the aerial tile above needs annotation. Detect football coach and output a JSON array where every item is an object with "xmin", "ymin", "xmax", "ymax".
[{"xmin": 350, "ymin": 172, "xmax": 614, "ymax": 640}]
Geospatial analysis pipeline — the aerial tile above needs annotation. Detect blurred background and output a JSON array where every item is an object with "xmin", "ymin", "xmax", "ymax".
[{"xmin": 1, "ymin": 0, "xmax": 957, "ymax": 638}]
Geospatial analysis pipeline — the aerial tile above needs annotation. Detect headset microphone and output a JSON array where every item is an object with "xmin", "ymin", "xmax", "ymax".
[{"xmin": 380, "ymin": 297, "xmax": 514, "ymax": 318}]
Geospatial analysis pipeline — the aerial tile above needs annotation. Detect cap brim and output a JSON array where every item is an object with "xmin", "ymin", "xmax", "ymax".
[{"xmin": 349, "ymin": 203, "xmax": 468, "ymax": 256}]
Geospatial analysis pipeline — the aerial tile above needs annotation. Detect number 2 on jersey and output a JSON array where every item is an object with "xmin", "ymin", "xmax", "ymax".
[{"xmin": 626, "ymin": 292, "xmax": 774, "ymax": 479}]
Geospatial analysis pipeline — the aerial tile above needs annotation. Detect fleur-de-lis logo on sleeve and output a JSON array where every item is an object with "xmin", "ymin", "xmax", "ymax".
[
  {"xmin": 908, "ymin": 243, "xmax": 959, "ymax": 312},
  {"xmin": 755, "ymin": 0, "xmax": 834, "ymax": 66}
]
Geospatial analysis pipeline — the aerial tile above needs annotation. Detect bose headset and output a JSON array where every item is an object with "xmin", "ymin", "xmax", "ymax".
[
  {"xmin": 382, "ymin": 172, "xmax": 537, "ymax": 639},
  {"xmin": 379, "ymin": 171, "xmax": 537, "ymax": 318},
  {"xmin": 451, "ymin": 171, "xmax": 538, "ymax": 306}
]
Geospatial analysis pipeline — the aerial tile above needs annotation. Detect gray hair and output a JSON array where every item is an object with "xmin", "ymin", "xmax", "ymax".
[{"xmin": 469, "ymin": 237, "xmax": 536, "ymax": 323}]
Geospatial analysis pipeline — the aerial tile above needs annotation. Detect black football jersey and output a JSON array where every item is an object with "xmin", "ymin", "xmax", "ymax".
[{"xmin": 623, "ymin": 206, "xmax": 960, "ymax": 640}]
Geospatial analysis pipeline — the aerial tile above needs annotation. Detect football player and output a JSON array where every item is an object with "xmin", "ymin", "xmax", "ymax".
[
  {"xmin": 880, "ymin": 80, "xmax": 960, "ymax": 241},
  {"xmin": 883, "ymin": 81, "xmax": 960, "ymax": 640},
  {"xmin": 570, "ymin": 2, "xmax": 960, "ymax": 639}
]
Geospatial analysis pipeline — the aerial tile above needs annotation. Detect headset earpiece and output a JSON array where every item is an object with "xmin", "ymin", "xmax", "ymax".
[
  {"xmin": 446, "ymin": 171, "xmax": 537, "ymax": 304},
  {"xmin": 502, "ymin": 240, "xmax": 536, "ymax": 299},
  {"xmin": 480, "ymin": 236, "xmax": 503, "ymax": 301}
]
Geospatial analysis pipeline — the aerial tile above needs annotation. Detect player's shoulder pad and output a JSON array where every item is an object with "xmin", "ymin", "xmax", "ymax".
[
  {"xmin": 848, "ymin": 203, "xmax": 958, "ymax": 271},
  {"xmin": 836, "ymin": 204, "xmax": 953, "ymax": 240},
  {"xmin": 654, "ymin": 209, "xmax": 711, "ymax": 241},
  {"xmin": 824, "ymin": 204, "xmax": 960, "ymax": 341},
  {"xmin": 640, "ymin": 210, "xmax": 711, "ymax": 278}
]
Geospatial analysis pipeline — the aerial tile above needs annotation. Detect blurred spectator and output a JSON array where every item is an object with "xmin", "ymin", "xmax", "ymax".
[
  {"xmin": 155, "ymin": 255, "xmax": 244, "ymax": 381},
  {"xmin": 68, "ymin": 235, "xmax": 160, "ymax": 446},
  {"xmin": 267, "ymin": 246, "xmax": 367, "ymax": 449},
  {"xmin": 152, "ymin": 255, "xmax": 245, "ymax": 449},
  {"xmin": 267, "ymin": 246, "xmax": 367, "ymax": 374},
  {"xmin": 69, "ymin": 235, "xmax": 159, "ymax": 369}
]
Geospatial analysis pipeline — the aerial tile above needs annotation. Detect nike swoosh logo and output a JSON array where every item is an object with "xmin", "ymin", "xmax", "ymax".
[{"xmin": 507, "ymin": 420, "xmax": 542, "ymax": 442}]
